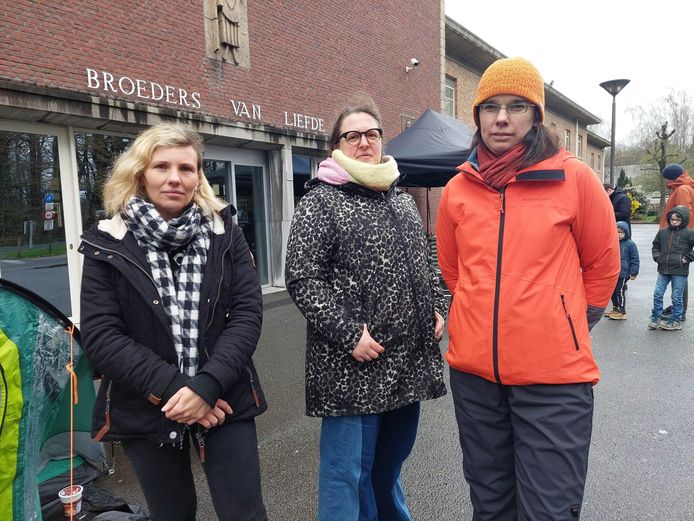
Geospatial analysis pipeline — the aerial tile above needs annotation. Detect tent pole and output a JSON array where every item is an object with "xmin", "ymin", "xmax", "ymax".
[{"xmin": 426, "ymin": 187, "xmax": 431, "ymax": 236}]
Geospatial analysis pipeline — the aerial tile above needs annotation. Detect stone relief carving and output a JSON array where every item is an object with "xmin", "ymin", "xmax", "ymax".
[{"xmin": 205, "ymin": 0, "xmax": 250, "ymax": 67}]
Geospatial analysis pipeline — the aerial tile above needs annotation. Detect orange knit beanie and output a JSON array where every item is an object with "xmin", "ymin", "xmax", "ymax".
[{"xmin": 473, "ymin": 57, "xmax": 545, "ymax": 125}]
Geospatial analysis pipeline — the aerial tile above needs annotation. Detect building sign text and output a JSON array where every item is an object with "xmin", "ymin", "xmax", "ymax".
[{"xmin": 85, "ymin": 68, "xmax": 202, "ymax": 109}]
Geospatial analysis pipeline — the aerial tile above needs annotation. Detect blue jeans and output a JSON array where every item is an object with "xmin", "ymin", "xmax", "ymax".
[
  {"xmin": 652, "ymin": 273, "xmax": 687, "ymax": 320},
  {"xmin": 317, "ymin": 402, "xmax": 420, "ymax": 521}
]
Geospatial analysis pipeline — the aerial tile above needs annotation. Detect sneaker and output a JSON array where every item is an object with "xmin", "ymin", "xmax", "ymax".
[
  {"xmin": 659, "ymin": 319, "xmax": 682, "ymax": 331},
  {"xmin": 647, "ymin": 318, "xmax": 659, "ymax": 330},
  {"xmin": 605, "ymin": 307, "xmax": 617, "ymax": 317},
  {"xmin": 607, "ymin": 311, "xmax": 627, "ymax": 320}
]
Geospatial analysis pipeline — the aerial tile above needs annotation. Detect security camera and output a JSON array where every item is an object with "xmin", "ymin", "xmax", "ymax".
[{"xmin": 405, "ymin": 58, "xmax": 420, "ymax": 72}]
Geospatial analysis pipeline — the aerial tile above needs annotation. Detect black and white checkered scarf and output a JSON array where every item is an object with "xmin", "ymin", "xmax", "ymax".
[{"xmin": 124, "ymin": 196, "xmax": 211, "ymax": 377}]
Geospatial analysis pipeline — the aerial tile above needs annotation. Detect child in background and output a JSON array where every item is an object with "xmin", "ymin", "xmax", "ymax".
[
  {"xmin": 649, "ymin": 206, "xmax": 694, "ymax": 330},
  {"xmin": 606, "ymin": 221, "xmax": 639, "ymax": 320}
]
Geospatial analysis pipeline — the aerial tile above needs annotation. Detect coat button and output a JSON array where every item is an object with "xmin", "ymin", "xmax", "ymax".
[
  {"xmin": 94, "ymin": 251, "xmax": 100, "ymax": 255},
  {"xmin": 153, "ymin": 299, "xmax": 160, "ymax": 305},
  {"xmin": 169, "ymin": 431, "xmax": 177, "ymax": 440},
  {"xmin": 107, "ymin": 254, "xmax": 114, "ymax": 258}
]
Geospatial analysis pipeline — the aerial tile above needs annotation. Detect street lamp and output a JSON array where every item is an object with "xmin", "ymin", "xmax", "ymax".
[{"xmin": 600, "ymin": 79, "xmax": 630, "ymax": 186}]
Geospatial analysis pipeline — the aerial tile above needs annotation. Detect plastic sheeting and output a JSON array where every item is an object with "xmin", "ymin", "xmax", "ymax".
[{"xmin": 0, "ymin": 278, "xmax": 106, "ymax": 521}]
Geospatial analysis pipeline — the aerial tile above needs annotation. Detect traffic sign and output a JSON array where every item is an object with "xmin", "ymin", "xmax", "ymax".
[
  {"xmin": 44, "ymin": 192, "xmax": 54, "ymax": 203},
  {"xmin": 43, "ymin": 210, "xmax": 56, "ymax": 220}
]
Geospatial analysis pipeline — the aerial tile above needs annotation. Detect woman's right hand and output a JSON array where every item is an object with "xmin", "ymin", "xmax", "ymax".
[{"xmin": 351, "ymin": 324, "xmax": 385, "ymax": 363}]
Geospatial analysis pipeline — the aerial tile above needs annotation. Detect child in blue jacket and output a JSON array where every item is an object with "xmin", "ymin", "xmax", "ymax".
[{"xmin": 606, "ymin": 221, "xmax": 639, "ymax": 320}]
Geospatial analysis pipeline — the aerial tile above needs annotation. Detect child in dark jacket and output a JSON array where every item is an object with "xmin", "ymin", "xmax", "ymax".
[
  {"xmin": 649, "ymin": 206, "xmax": 694, "ymax": 330},
  {"xmin": 606, "ymin": 221, "xmax": 639, "ymax": 320}
]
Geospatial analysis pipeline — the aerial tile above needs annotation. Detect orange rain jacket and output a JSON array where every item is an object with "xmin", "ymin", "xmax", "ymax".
[
  {"xmin": 660, "ymin": 172, "xmax": 694, "ymax": 229},
  {"xmin": 436, "ymin": 149, "xmax": 620, "ymax": 386}
]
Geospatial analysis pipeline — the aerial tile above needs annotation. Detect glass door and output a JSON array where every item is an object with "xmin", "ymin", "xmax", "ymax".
[{"xmin": 233, "ymin": 165, "xmax": 267, "ymax": 285}]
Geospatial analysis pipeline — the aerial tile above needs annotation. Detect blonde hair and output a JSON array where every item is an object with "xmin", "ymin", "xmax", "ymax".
[{"xmin": 102, "ymin": 123, "xmax": 227, "ymax": 217}]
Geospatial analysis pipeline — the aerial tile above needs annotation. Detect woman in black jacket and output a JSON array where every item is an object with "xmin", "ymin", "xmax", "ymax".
[{"xmin": 79, "ymin": 123, "xmax": 267, "ymax": 521}]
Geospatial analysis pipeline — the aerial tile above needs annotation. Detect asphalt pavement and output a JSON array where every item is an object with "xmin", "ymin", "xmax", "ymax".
[{"xmin": 93, "ymin": 223, "xmax": 694, "ymax": 520}]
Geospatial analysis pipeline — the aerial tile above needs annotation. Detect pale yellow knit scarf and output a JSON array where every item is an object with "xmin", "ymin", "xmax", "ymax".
[{"xmin": 332, "ymin": 149, "xmax": 400, "ymax": 191}]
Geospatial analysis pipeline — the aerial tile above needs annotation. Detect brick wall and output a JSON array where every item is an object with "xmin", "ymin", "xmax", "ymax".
[
  {"xmin": 445, "ymin": 59, "xmax": 478, "ymax": 128},
  {"xmin": 1, "ymin": 1, "xmax": 441, "ymax": 140}
]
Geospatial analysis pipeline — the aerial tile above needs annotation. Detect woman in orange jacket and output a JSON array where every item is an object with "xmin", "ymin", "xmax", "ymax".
[{"xmin": 436, "ymin": 57, "xmax": 620, "ymax": 520}]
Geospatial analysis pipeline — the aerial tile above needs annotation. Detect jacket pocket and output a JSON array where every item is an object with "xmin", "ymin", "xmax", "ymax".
[{"xmin": 560, "ymin": 294, "xmax": 580, "ymax": 351}]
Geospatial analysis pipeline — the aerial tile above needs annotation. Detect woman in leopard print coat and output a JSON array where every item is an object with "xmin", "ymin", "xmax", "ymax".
[{"xmin": 285, "ymin": 97, "xmax": 447, "ymax": 521}]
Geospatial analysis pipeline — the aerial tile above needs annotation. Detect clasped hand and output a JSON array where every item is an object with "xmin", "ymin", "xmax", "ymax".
[{"xmin": 161, "ymin": 386, "xmax": 233, "ymax": 429}]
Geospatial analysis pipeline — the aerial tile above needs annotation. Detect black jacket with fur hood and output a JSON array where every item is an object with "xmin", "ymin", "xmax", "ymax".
[{"xmin": 78, "ymin": 206, "xmax": 266, "ymax": 445}]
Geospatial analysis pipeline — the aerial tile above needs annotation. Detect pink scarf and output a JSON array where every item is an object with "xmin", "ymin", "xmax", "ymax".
[{"xmin": 316, "ymin": 157, "xmax": 351, "ymax": 185}]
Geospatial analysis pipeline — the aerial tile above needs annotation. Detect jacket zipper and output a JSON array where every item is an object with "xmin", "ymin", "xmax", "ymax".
[
  {"xmin": 665, "ymin": 232, "xmax": 674, "ymax": 274},
  {"xmin": 194, "ymin": 427, "xmax": 206, "ymax": 463},
  {"xmin": 94, "ymin": 380, "xmax": 113, "ymax": 442},
  {"xmin": 560, "ymin": 294, "xmax": 580, "ymax": 350},
  {"xmin": 492, "ymin": 189, "xmax": 506, "ymax": 383},
  {"xmin": 201, "ymin": 231, "xmax": 233, "ymax": 362},
  {"xmin": 380, "ymin": 191, "xmax": 432, "ymax": 343},
  {"xmin": 247, "ymin": 366, "xmax": 261, "ymax": 407}
]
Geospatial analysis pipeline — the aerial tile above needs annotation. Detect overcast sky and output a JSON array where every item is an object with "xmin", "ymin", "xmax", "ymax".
[{"xmin": 445, "ymin": 2, "xmax": 694, "ymax": 142}]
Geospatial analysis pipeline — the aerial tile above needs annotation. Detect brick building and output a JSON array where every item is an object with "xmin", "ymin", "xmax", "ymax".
[{"xmin": 0, "ymin": 1, "xmax": 444, "ymax": 319}]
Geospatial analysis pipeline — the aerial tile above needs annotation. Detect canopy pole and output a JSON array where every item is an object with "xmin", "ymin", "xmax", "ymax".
[{"xmin": 426, "ymin": 188, "xmax": 431, "ymax": 236}]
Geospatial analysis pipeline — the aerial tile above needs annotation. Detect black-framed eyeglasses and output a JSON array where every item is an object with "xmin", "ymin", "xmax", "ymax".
[
  {"xmin": 478, "ymin": 102, "xmax": 535, "ymax": 116},
  {"xmin": 338, "ymin": 128, "xmax": 383, "ymax": 146}
]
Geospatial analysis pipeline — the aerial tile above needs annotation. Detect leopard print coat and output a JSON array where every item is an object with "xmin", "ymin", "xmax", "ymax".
[{"xmin": 286, "ymin": 180, "xmax": 447, "ymax": 417}]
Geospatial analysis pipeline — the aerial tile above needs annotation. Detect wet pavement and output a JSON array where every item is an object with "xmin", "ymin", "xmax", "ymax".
[{"xmin": 94, "ymin": 223, "xmax": 694, "ymax": 520}]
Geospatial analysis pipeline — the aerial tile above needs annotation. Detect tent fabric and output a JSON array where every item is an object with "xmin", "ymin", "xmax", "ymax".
[
  {"xmin": 385, "ymin": 108, "xmax": 475, "ymax": 188},
  {"xmin": 0, "ymin": 278, "xmax": 106, "ymax": 521}
]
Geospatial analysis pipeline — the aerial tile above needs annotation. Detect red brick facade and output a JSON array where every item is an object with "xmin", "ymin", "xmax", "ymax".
[{"xmin": 1, "ymin": 1, "xmax": 442, "ymax": 141}]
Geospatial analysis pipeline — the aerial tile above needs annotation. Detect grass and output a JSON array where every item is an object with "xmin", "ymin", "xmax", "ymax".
[
  {"xmin": 0, "ymin": 244, "xmax": 67, "ymax": 260},
  {"xmin": 632, "ymin": 214, "xmax": 660, "ymax": 224}
]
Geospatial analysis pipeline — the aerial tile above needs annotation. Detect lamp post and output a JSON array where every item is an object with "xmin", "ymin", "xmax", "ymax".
[{"xmin": 599, "ymin": 79, "xmax": 630, "ymax": 186}]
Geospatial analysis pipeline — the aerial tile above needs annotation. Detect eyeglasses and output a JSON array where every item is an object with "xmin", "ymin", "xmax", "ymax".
[
  {"xmin": 478, "ymin": 102, "xmax": 536, "ymax": 116},
  {"xmin": 338, "ymin": 128, "xmax": 383, "ymax": 146}
]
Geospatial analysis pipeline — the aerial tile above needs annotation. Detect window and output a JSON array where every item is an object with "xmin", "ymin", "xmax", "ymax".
[
  {"xmin": 564, "ymin": 130, "xmax": 570, "ymax": 149},
  {"xmin": 590, "ymin": 153, "xmax": 595, "ymax": 169},
  {"xmin": 444, "ymin": 77, "xmax": 456, "ymax": 117},
  {"xmin": 292, "ymin": 155, "xmax": 312, "ymax": 205},
  {"xmin": 577, "ymin": 135, "xmax": 583, "ymax": 158},
  {"xmin": 597, "ymin": 155, "xmax": 602, "ymax": 172}
]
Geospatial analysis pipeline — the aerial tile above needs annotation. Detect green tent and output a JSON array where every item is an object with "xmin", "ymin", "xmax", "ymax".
[{"xmin": 0, "ymin": 278, "xmax": 105, "ymax": 521}]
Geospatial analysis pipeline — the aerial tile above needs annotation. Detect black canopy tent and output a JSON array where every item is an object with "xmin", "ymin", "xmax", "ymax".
[
  {"xmin": 385, "ymin": 108, "xmax": 475, "ymax": 230},
  {"xmin": 385, "ymin": 108, "xmax": 475, "ymax": 187}
]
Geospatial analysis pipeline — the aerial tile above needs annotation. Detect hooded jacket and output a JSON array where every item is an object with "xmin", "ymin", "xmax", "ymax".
[
  {"xmin": 660, "ymin": 172, "xmax": 694, "ymax": 229},
  {"xmin": 78, "ymin": 206, "xmax": 267, "ymax": 444},
  {"xmin": 285, "ymin": 180, "xmax": 448, "ymax": 417},
  {"xmin": 436, "ymin": 148, "xmax": 620, "ymax": 386},
  {"xmin": 652, "ymin": 206, "xmax": 694, "ymax": 276},
  {"xmin": 610, "ymin": 187, "xmax": 632, "ymax": 225},
  {"xmin": 617, "ymin": 221, "xmax": 640, "ymax": 278}
]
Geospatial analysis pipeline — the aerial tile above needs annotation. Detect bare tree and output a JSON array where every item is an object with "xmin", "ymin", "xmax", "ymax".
[
  {"xmin": 642, "ymin": 123, "xmax": 676, "ymax": 214},
  {"xmin": 620, "ymin": 90, "xmax": 694, "ymax": 215}
]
